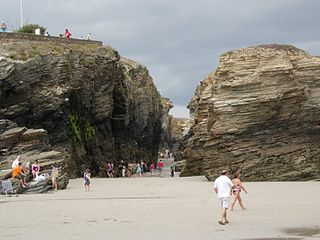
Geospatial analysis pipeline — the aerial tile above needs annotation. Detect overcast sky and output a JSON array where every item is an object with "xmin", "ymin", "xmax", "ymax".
[{"xmin": 1, "ymin": 0, "xmax": 320, "ymax": 117}]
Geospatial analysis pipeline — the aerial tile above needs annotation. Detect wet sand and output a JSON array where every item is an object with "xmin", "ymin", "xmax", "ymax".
[{"xmin": 0, "ymin": 176, "xmax": 319, "ymax": 240}]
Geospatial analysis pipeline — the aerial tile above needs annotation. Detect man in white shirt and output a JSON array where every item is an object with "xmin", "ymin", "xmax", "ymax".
[
  {"xmin": 214, "ymin": 170, "xmax": 234, "ymax": 225},
  {"xmin": 11, "ymin": 155, "xmax": 21, "ymax": 169}
]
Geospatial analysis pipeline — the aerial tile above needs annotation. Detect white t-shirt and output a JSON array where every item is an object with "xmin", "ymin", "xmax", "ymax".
[
  {"xmin": 214, "ymin": 175, "xmax": 233, "ymax": 198},
  {"xmin": 12, "ymin": 158, "xmax": 20, "ymax": 169}
]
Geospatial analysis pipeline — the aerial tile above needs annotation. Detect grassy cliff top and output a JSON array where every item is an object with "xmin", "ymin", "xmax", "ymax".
[
  {"xmin": 221, "ymin": 44, "xmax": 310, "ymax": 58},
  {"xmin": 0, "ymin": 41, "xmax": 117, "ymax": 61}
]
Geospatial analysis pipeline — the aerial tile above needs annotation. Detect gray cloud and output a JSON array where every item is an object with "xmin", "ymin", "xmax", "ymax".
[{"xmin": 1, "ymin": 0, "xmax": 320, "ymax": 117}]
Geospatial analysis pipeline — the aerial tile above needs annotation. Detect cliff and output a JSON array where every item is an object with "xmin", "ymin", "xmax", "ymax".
[
  {"xmin": 0, "ymin": 119, "xmax": 68, "ymax": 193},
  {"xmin": 170, "ymin": 117, "xmax": 191, "ymax": 158},
  {"xmin": 0, "ymin": 39, "xmax": 162, "ymax": 182},
  {"xmin": 159, "ymin": 97, "xmax": 173, "ymax": 153},
  {"xmin": 179, "ymin": 44, "xmax": 320, "ymax": 181}
]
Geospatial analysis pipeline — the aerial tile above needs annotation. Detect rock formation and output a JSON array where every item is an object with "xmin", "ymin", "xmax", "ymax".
[
  {"xmin": 159, "ymin": 97, "xmax": 173, "ymax": 152},
  {"xmin": 0, "ymin": 119, "xmax": 68, "ymax": 193},
  {"xmin": 0, "ymin": 39, "xmax": 162, "ymax": 184},
  {"xmin": 170, "ymin": 118, "xmax": 191, "ymax": 156},
  {"xmin": 179, "ymin": 44, "xmax": 320, "ymax": 181}
]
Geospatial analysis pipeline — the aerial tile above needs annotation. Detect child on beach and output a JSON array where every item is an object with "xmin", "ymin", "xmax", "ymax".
[
  {"xmin": 230, "ymin": 172, "xmax": 247, "ymax": 210},
  {"xmin": 83, "ymin": 169, "xmax": 91, "ymax": 191},
  {"xmin": 136, "ymin": 163, "xmax": 142, "ymax": 177},
  {"xmin": 150, "ymin": 163, "xmax": 155, "ymax": 176}
]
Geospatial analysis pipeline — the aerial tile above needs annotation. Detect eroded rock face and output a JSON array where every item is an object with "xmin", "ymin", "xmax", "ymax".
[
  {"xmin": 170, "ymin": 117, "xmax": 191, "ymax": 158},
  {"xmin": 0, "ymin": 41, "xmax": 162, "ymax": 178},
  {"xmin": 159, "ymin": 97, "xmax": 173, "ymax": 152},
  {"xmin": 179, "ymin": 45, "xmax": 320, "ymax": 181},
  {"xmin": 0, "ymin": 119, "xmax": 68, "ymax": 193}
]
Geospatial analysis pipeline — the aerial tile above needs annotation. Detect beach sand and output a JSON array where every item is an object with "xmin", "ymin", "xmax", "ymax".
[{"xmin": 1, "ymin": 176, "xmax": 319, "ymax": 240}]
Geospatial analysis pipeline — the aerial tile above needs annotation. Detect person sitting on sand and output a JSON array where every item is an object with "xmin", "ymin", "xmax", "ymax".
[
  {"xmin": 31, "ymin": 160, "xmax": 40, "ymax": 179},
  {"xmin": 12, "ymin": 162, "xmax": 28, "ymax": 188},
  {"xmin": 230, "ymin": 172, "xmax": 247, "ymax": 210}
]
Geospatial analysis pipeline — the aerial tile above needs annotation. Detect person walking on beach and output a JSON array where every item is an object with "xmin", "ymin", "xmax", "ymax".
[
  {"xmin": 213, "ymin": 170, "xmax": 234, "ymax": 225},
  {"xmin": 120, "ymin": 160, "xmax": 127, "ymax": 177},
  {"xmin": 83, "ymin": 169, "xmax": 91, "ymax": 191},
  {"xmin": 170, "ymin": 161, "xmax": 175, "ymax": 177},
  {"xmin": 107, "ymin": 162, "xmax": 114, "ymax": 178},
  {"xmin": 136, "ymin": 163, "xmax": 142, "ymax": 177},
  {"xmin": 157, "ymin": 160, "xmax": 164, "ymax": 177},
  {"xmin": 230, "ymin": 172, "xmax": 247, "ymax": 210},
  {"xmin": 149, "ymin": 163, "xmax": 155, "ymax": 176}
]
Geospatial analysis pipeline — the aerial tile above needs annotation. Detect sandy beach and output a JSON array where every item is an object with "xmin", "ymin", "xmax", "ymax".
[{"xmin": 1, "ymin": 176, "xmax": 319, "ymax": 240}]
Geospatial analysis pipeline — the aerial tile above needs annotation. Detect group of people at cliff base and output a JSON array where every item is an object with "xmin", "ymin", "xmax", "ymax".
[
  {"xmin": 106, "ymin": 160, "xmax": 170, "ymax": 178},
  {"xmin": 11, "ymin": 155, "xmax": 59, "ymax": 191},
  {"xmin": 115, "ymin": 160, "xmax": 155, "ymax": 178},
  {"xmin": 214, "ymin": 170, "xmax": 248, "ymax": 225}
]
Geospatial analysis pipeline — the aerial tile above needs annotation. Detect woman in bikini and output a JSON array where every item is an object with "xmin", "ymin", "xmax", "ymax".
[
  {"xmin": 31, "ymin": 160, "xmax": 40, "ymax": 179},
  {"xmin": 230, "ymin": 172, "xmax": 247, "ymax": 210}
]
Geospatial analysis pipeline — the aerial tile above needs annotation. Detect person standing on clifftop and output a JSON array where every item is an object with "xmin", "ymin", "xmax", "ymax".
[
  {"xmin": 213, "ymin": 170, "xmax": 234, "ymax": 225},
  {"xmin": 1, "ymin": 21, "xmax": 7, "ymax": 32},
  {"xmin": 65, "ymin": 29, "xmax": 72, "ymax": 39}
]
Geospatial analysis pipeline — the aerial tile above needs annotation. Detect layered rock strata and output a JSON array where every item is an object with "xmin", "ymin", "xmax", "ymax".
[
  {"xmin": 170, "ymin": 118, "xmax": 191, "ymax": 158},
  {"xmin": 179, "ymin": 45, "xmax": 320, "ymax": 181},
  {"xmin": 159, "ymin": 97, "xmax": 173, "ymax": 152},
  {"xmin": 0, "ymin": 119, "xmax": 68, "ymax": 193},
  {"xmin": 0, "ymin": 40, "xmax": 162, "ymax": 179}
]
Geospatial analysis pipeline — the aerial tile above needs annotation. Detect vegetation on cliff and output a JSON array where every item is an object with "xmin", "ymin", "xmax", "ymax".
[{"xmin": 0, "ymin": 40, "xmax": 163, "ymax": 179}]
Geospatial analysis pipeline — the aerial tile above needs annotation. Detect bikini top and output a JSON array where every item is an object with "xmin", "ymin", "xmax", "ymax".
[{"xmin": 32, "ymin": 165, "xmax": 40, "ymax": 171}]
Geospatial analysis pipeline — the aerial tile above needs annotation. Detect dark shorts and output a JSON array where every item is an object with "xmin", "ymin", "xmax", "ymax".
[
  {"xmin": 14, "ymin": 174, "xmax": 24, "ymax": 180},
  {"xmin": 84, "ymin": 178, "xmax": 90, "ymax": 185}
]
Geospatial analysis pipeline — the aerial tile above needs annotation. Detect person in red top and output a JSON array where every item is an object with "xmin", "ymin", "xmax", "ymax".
[
  {"xmin": 149, "ymin": 163, "xmax": 155, "ymax": 176},
  {"xmin": 157, "ymin": 160, "xmax": 164, "ymax": 177},
  {"xmin": 12, "ymin": 162, "xmax": 28, "ymax": 188},
  {"xmin": 65, "ymin": 29, "xmax": 72, "ymax": 39}
]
